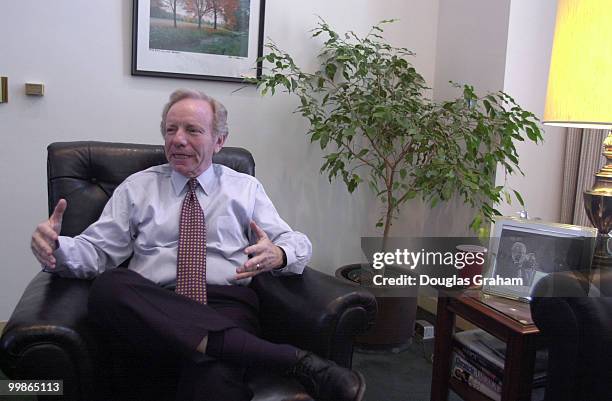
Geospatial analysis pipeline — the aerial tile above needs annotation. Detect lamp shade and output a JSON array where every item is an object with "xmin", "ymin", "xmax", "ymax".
[{"xmin": 544, "ymin": 0, "xmax": 612, "ymax": 129}]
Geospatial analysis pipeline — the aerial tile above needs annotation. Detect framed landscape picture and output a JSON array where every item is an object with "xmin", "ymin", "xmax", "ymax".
[
  {"xmin": 483, "ymin": 217, "xmax": 597, "ymax": 301},
  {"xmin": 132, "ymin": 0, "xmax": 265, "ymax": 82}
]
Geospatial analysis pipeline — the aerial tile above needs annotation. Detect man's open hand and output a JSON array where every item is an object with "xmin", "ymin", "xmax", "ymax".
[
  {"xmin": 31, "ymin": 199, "xmax": 67, "ymax": 269},
  {"xmin": 235, "ymin": 221, "xmax": 284, "ymax": 280}
]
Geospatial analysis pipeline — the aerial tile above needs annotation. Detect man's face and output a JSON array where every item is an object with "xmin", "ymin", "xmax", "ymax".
[
  {"xmin": 164, "ymin": 98, "xmax": 225, "ymax": 177},
  {"xmin": 511, "ymin": 242, "xmax": 526, "ymax": 264}
]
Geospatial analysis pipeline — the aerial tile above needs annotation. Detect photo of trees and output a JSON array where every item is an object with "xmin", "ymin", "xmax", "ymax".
[{"xmin": 149, "ymin": 0, "xmax": 251, "ymax": 57}]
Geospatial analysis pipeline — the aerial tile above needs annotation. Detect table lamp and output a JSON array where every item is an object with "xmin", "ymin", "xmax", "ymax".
[{"xmin": 544, "ymin": 0, "xmax": 612, "ymax": 266}]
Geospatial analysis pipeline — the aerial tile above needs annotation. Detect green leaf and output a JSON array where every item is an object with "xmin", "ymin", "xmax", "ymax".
[
  {"xmin": 483, "ymin": 99, "xmax": 492, "ymax": 114},
  {"xmin": 526, "ymin": 127, "xmax": 539, "ymax": 141},
  {"xmin": 357, "ymin": 149, "xmax": 369, "ymax": 157},
  {"xmin": 320, "ymin": 132, "xmax": 329, "ymax": 148},
  {"xmin": 405, "ymin": 190, "xmax": 417, "ymax": 199},
  {"xmin": 470, "ymin": 215, "xmax": 482, "ymax": 233},
  {"xmin": 513, "ymin": 190, "xmax": 525, "ymax": 206},
  {"xmin": 325, "ymin": 63, "xmax": 337, "ymax": 80}
]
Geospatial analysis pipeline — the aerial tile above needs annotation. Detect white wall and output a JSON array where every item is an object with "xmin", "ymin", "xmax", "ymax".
[
  {"xmin": 433, "ymin": 0, "xmax": 511, "ymax": 101},
  {"xmin": 494, "ymin": 0, "xmax": 565, "ymax": 222},
  {"xmin": 0, "ymin": 0, "xmax": 441, "ymax": 320},
  {"xmin": 407, "ymin": 0, "xmax": 511, "ymax": 238},
  {"xmin": 432, "ymin": 0, "xmax": 565, "ymax": 225}
]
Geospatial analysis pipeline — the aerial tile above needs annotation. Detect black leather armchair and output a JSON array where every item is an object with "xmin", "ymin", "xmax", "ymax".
[
  {"xmin": 0, "ymin": 141, "xmax": 377, "ymax": 401},
  {"xmin": 530, "ymin": 270, "xmax": 612, "ymax": 401}
]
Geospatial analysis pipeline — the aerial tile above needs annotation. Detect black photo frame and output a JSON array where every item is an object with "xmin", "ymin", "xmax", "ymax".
[{"xmin": 132, "ymin": 0, "xmax": 265, "ymax": 83}]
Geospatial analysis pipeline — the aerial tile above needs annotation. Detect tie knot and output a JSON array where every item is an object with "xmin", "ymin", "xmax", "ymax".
[{"xmin": 188, "ymin": 178, "xmax": 198, "ymax": 191}]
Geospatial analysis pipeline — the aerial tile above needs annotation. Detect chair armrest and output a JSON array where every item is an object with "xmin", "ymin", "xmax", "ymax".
[
  {"xmin": 530, "ymin": 271, "xmax": 612, "ymax": 401},
  {"xmin": 0, "ymin": 271, "xmax": 97, "ymax": 400},
  {"xmin": 530, "ymin": 295, "xmax": 581, "ymax": 401},
  {"xmin": 251, "ymin": 266, "xmax": 377, "ymax": 367}
]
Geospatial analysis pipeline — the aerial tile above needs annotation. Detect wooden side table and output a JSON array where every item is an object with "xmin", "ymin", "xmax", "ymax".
[{"xmin": 431, "ymin": 291, "xmax": 540, "ymax": 401}]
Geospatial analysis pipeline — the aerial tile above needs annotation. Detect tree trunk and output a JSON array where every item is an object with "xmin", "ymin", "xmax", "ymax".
[
  {"xmin": 213, "ymin": 9, "xmax": 218, "ymax": 29},
  {"xmin": 383, "ymin": 198, "xmax": 392, "ymax": 252},
  {"xmin": 172, "ymin": 0, "xmax": 177, "ymax": 27},
  {"xmin": 382, "ymin": 174, "xmax": 394, "ymax": 251}
]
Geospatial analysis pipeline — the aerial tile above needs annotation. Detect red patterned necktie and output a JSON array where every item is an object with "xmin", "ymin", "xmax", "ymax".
[{"xmin": 176, "ymin": 178, "xmax": 207, "ymax": 304}]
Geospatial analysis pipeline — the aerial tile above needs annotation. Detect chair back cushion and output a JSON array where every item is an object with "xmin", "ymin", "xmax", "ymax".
[{"xmin": 47, "ymin": 141, "xmax": 255, "ymax": 237}]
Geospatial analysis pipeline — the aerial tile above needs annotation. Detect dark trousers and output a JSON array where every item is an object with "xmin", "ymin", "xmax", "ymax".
[{"xmin": 88, "ymin": 268, "xmax": 261, "ymax": 401}]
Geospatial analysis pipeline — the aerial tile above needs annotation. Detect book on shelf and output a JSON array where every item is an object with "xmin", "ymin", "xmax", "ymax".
[
  {"xmin": 451, "ymin": 357, "xmax": 545, "ymax": 401},
  {"xmin": 453, "ymin": 338, "xmax": 503, "ymax": 380},
  {"xmin": 452, "ymin": 350, "xmax": 502, "ymax": 400},
  {"xmin": 453, "ymin": 348, "xmax": 502, "ymax": 390},
  {"xmin": 452, "ymin": 368, "xmax": 501, "ymax": 401},
  {"xmin": 454, "ymin": 329, "xmax": 547, "ymax": 381}
]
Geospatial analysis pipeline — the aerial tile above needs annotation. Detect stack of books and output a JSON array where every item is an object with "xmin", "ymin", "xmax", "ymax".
[{"xmin": 451, "ymin": 329, "xmax": 547, "ymax": 401}]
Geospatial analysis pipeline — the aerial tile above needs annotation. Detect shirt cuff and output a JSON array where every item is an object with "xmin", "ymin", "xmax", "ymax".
[
  {"xmin": 272, "ymin": 245, "xmax": 292, "ymax": 274},
  {"xmin": 277, "ymin": 246, "xmax": 288, "ymax": 269}
]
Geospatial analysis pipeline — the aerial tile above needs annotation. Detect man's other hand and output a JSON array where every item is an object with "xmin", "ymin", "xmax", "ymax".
[
  {"xmin": 31, "ymin": 199, "xmax": 67, "ymax": 269},
  {"xmin": 235, "ymin": 221, "xmax": 284, "ymax": 280}
]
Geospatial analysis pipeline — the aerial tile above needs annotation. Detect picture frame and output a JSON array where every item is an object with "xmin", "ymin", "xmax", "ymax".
[
  {"xmin": 0, "ymin": 77, "xmax": 7, "ymax": 103},
  {"xmin": 132, "ymin": 0, "xmax": 265, "ymax": 83},
  {"xmin": 483, "ymin": 217, "xmax": 597, "ymax": 301}
]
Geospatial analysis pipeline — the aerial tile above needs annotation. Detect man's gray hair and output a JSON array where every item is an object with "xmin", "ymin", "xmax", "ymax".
[{"xmin": 160, "ymin": 89, "xmax": 229, "ymax": 138}]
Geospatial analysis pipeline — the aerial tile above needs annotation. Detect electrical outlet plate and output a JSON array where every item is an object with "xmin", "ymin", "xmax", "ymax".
[
  {"xmin": 25, "ymin": 83, "xmax": 44, "ymax": 96},
  {"xmin": 414, "ymin": 319, "xmax": 435, "ymax": 340}
]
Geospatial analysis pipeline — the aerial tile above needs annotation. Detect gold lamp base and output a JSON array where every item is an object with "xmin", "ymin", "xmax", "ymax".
[
  {"xmin": 584, "ymin": 129, "xmax": 612, "ymax": 270},
  {"xmin": 584, "ymin": 129, "xmax": 612, "ymax": 233},
  {"xmin": 584, "ymin": 191, "xmax": 612, "ymax": 235},
  {"xmin": 584, "ymin": 191, "xmax": 612, "ymax": 269}
]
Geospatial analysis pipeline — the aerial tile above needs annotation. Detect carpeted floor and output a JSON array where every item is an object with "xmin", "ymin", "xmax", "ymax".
[{"xmin": 353, "ymin": 339, "xmax": 462, "ymax": 401}]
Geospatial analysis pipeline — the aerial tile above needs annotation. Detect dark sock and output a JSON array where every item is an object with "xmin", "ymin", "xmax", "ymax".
[{"xmin": 206, "ymin": 328, "xmax": 299, "ymax": 370}]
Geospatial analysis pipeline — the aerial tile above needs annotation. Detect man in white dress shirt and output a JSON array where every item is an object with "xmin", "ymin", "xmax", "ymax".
[{"xmin": 30, "ymin": 89, "xmax": 365, "ymax": 401}]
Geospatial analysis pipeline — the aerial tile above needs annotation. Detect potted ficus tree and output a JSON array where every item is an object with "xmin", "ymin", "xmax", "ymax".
[{"xmin": 252, "ymin": 19, "xmax": 543, "ymax": 349}]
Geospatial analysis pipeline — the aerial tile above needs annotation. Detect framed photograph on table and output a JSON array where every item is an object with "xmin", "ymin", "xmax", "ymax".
[
  {"xmin": 132, "ymin": 0, "xmax": 266, "ymax": 82},
  {"xmin": 483, "ymin": 217, "xmax": 597, "ymax": 301}
]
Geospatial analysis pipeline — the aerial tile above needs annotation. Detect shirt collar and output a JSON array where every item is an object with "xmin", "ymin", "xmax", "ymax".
[{"xmin": 170, "ymin": 164, "xmax": 216, "ymax": 196}]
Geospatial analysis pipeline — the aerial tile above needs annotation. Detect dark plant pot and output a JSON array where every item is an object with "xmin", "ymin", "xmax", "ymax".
[{"xmin": 336, "ymin": 263, "xmax": 417, "ymax": 352}]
